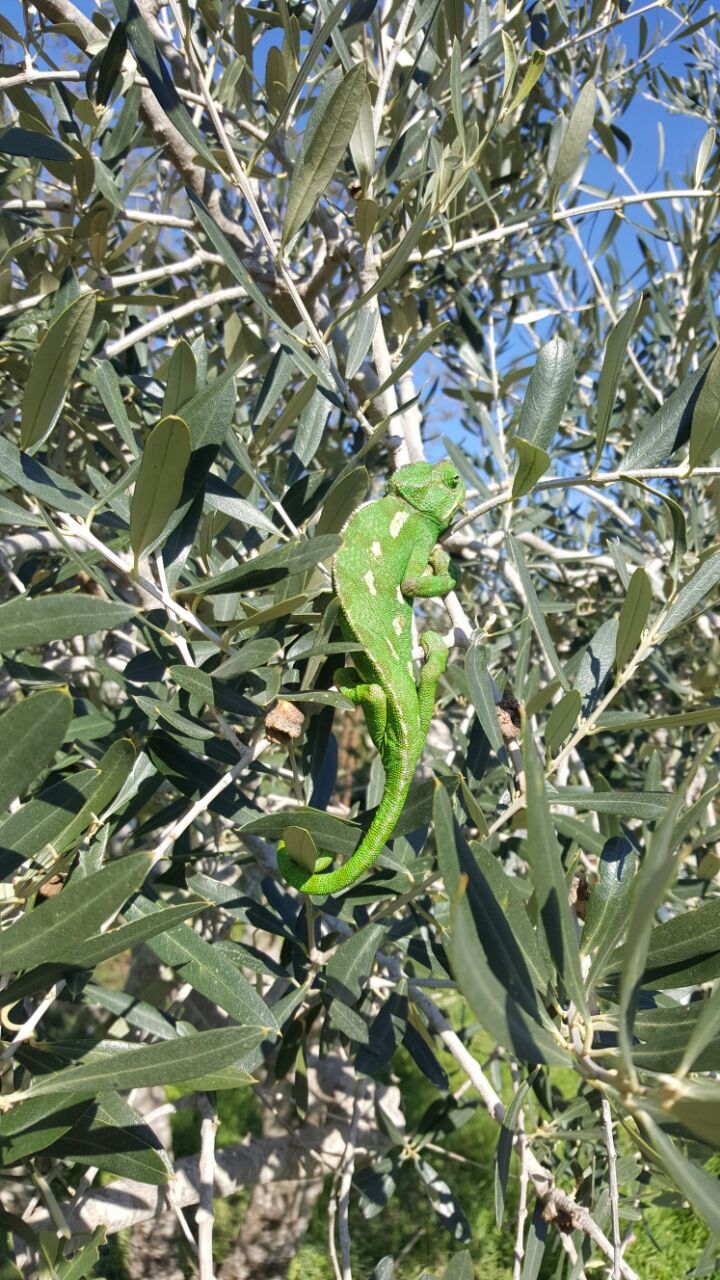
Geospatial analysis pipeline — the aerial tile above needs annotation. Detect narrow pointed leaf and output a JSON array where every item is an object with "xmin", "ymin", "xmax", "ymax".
[
  {"xmin": 621, "ymin": 363, "xmax": 708, "ymax": 470},
  {"xmin": 524, "ymin": 737, "xmax": 589, "ymax": 1020},
  {"xmin": 95, "ymin": 360, "xmax": 137, "ymax": 455},
  {"xmin": 583, "ymin": 834, "xmax": 638, "ymax": 988},
  {"xmin": 509, "ymin": 535, "xmax": 570, "ymax": 689},
  {"xmin": 345, "ymin": 307, "xmax": 378, "ymax": 379},
  {"xmin": 515, "ymin": 336, "xmax": 574, "ymax": 450},
  {"xmin": 0, "ymin": 126, "xmax": 74, "ymax": 162},
  {"xmin": 450, "ymin": 38, "xmax": 465, "ymax": 147},
  {"xmin": 636, "ymin": 1111, "xmax": 720, "ymax": 1236},
  {"xmin": 70, "ymin": 900, "xmax": 207, "ymax": 971},
  {"xmin": 126, "ymin": 897, "xmax": 277, "ymax": 1030},
  {"xmin": 0, "ymin": 436, "xmax": 93, "ymax": 517},
  {"xmin": 435, "ymin": 785, "xmax": 569, "ymax": 1065},
  {"xmin": 47, "ymin": 1089, "xmax": 170, "ymax": 1183},
  {"xmin": 679, "ymin": 981, "xmax": 720, "ymax": 1075},
  {"xmin": 549, "ymin": 79, "xmax": 596, "ymax": 191},
  {"xmin": 465, "ymin": 638, "xmax": 504, "ymax": 754},
  {"xmin": 545, "ymin": 690, "xmax": 581, "ymax": 754},
  {"xmin": 615, "ymin": 568, "xmax": 652, "ymax": 669},
  {"xmin": 282, "ymin": 64, "xmax": 366, "ymax": 246},
  {"xmin": 618, "ymin": 795, "xmax": 684, "ymax": 1069},
  {"xmin": 20, "ymin": 292, "xmax": 96, "ymax": 450},
  {"xmin": 657, "ymin": 548, "xmax": 720, "ymax": 638},
  {"xmin": 0, "ymin": 690, "xmax": 72, "ymax": 814},
  {"xmin": 327, "ymin": 923, "xmax": 386, "ymax": 1004},
  {"xmin": 689, "ymin": 345, "xmax": 720, "ymax": 469},
  {"xmin": 26, "ymin": 1027, "xmax": 264, "ymax": 1098},
  {"xmin": 129, "ymin": 415, "xmax": 191, "ymax": 568},
  {"xmin": 510, "ymin": 50, "xmax": 545, "ymax": 110},
  {"xmin": 162, "ymin": 340, "xmax": 197, "ymax": 417},
  {"xmin": 594, "ymin": 295, "xmax": 643, "ymax": 465},
  {"xmin": 0, "ymin": 596, "xmax": 136, "ymax": 656},
  {"xmin": 52, "ymin": 739, "xmax": 136, "ymax": 856},
  {"xmin": 512, "ymin": 439, "xmax": 550, "ymax": 497},
  {"xmin": 113, "ymin": 0, "xmax": 215, "ymax": 167},
  {"xmin": 0, "ymin": 851, "xmax": 154, "ymax": 975}
]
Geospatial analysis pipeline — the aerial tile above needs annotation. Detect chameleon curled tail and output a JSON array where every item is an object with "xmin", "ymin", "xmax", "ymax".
[{"xmin": 276, "ymin": 756, "xmax": 416, "ymax": 896}]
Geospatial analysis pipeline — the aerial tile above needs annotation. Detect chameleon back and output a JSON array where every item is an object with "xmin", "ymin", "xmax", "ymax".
[{"xmin": 333, "ymin": 494, "xmax": 432, "ymax": 733}]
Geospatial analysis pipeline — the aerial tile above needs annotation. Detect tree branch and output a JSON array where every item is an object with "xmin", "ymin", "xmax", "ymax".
[
  {"xmin": 24, "ymin": 1120, "xmax": 387, "ymax": 1238},
  {"xmin": 454, "ymin": 465, "xmax": 720, "ymax": 532}
]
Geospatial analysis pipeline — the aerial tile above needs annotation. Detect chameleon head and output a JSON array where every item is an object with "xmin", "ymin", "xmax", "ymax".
[{"xmin": 388, "ymin": 459, "xmax": 465, "ymax": 529}]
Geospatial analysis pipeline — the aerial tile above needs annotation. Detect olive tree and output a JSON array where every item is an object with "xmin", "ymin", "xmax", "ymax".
[{"xmin": 0, "ymin": 0, "xmax": 719, "ymax": 1277}]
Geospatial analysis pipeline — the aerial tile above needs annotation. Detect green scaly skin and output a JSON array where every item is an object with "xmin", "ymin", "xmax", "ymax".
[{"xmin": 277, "ymin": 459, "xmax": 465, "ymax": 896}]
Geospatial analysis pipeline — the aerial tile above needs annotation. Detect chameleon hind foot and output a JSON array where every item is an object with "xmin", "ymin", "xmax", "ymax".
[
  {"xmin": 418, "ymin": 631, "xmax": 449, "ymax": 737},
  {"xmin": 333, "ymin": 668, "xmax": 388, "ymax": 751},
  {"xmin": 419, "ymin": 630, "xmax": 449, "ymax": 668}
]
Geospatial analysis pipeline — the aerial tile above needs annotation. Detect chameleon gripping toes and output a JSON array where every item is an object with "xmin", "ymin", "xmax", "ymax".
[{"xmin": 277, "ymin": 459, "xmax": 466, "ymax": 896}]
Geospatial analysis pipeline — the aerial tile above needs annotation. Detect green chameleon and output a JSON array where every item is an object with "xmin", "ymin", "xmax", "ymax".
[{"xmin": 277, "ymin": 459, "xmax": 466, "ymax": 895}]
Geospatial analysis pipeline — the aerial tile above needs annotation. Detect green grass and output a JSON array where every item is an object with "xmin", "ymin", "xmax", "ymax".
[{"xmin": 625, "ymin": 1203, "xmax": 710, "ymax": 1280}]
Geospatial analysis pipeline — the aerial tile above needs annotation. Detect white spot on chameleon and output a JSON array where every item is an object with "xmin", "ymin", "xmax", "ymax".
[
  {"xmin": 390, "ymin": 511, "xmax": 409, "ymax": 538},
  {"xmin": 371, "ymin": 541, "xmax": 382, "ymax": 557},
  {"xmin": 396, "ymin": 586, "xmax": 404, "ymax": 605},
  {"xmin": 392, "ymin": 616, "xmax": 404, "ymax": 636},
  {"xmin": 363, "ymin": 570, "xmax": 377, "ymax": 596},
  {"xmin": 386, "ymin": 638, "xmax": 399, "ymax": 659},
  {"xmin": 407, "ymin": 660, "xmax": 415, "ymax": 675}
]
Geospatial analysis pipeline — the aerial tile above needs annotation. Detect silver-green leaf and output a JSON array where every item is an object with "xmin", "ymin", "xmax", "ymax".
[
  {"xmin": 129, "ymin": 415, "xmax": 192, "ymax": 570},
  {"xmin": 282, "ymin": 64, "xmax": 367, "ymax": 247}
]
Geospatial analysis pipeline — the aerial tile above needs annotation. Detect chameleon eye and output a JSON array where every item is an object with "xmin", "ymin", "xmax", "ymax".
[{"xmin": 446, "ymin": 474, "xmax": 459, "ymax": 489}]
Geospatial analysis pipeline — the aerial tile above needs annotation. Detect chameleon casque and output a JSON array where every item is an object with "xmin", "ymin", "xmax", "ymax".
[{"xmin": 277, "ymin": 459, "xmax": 466, "ymax": 895}]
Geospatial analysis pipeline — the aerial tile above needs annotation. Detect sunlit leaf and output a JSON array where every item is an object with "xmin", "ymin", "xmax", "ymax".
[
  {"xmin": 594, "ymin": 295, "xmax": 643, "ymax": 466},
  {"xmin": 515, "ymin": 337, "xmax": 575, "ymax": 452},
  {"xmin": 615, "ymin": 568, "xmax": 652, "ymax": 669},
  {"xmin": 549, "ymin": 79, "xmax": 596, "ymax": 197}
]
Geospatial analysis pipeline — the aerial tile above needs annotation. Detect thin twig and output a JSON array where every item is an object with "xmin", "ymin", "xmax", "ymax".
[
  {"xmin": 415, "ymin": 189, "xmax": 716, "ymax": 261},
  {"xmin": 373, "ymin": 0, "xmax": 418, "ymax": 136},
  {"xmin": 105, "ymin": 286, "xmax": 251, "ymax": 358},
  {"xmin": 561, "ymin": 204, "xmax": 662, "ymax": 403},
  {"xmin": 337, "ymin": 1080, "xmax": 368, "ymax": 1280},
  {"xmin": 155, "ymin": 553, "xmax": 248, "ymax": 757},
  {"xmin": 0, "ymin": 981, "xmax": 65, "ymax": 1065},
  {"xmin": 602, "ymin": 1096, "xmax": 622, "ymax": 1280},
  {"xmin": 328, "ymin": 1191, "xmax": 343, "ymax": 1280},
  {"xmin": 197, "ymin": 1095, "xmax": 219, "ymax": 1280},
  {"xmin": 455, "ymin": 465, "xmax": 720, "ymax": 531},
  {"xmin": 0, "ymin": 254, "xmax": 216, "ymax": 320},
  {"xmin": 154, "ymin": 743, "xmax": 267, "ymax": 862},
  {"xmin": 511, "ymin": 1062, "xmax": 530, "ymax": 1280},
  {"xmin": 0, "ymin": 65, "xmax": 269, "ymax": 143},
  {"xmin": 164, "ymin": 0, "xmax": 374, "ymax": 443}
]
